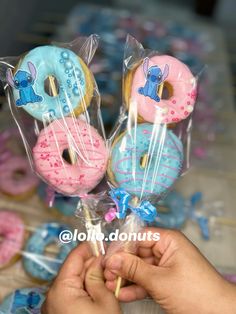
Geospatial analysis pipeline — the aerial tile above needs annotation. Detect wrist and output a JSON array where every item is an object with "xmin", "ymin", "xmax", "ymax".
[{"xmin": 215, "ymin": 278, "xmax": 236, "ymax": 314}]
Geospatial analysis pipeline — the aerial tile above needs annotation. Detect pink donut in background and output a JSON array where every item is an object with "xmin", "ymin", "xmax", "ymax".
[
  {"xmin": 0, "ymin": 156, "xmax": 39, "ymax": 199},
  {"xmin": 130, "ymin": 55, "xmax": 197, "ymax": 124},
  {"xmin": 0, "ymin": 211, "xmax": 24, "ymax": 268},
  {"xmin": 33, "ymin": 117, "xmax": 109, "ymax": 196}
]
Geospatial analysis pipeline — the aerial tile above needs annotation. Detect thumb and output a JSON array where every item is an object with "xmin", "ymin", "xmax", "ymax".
[
  {"xmin": 105, "ymin": 252, "xmax": 158, "ymax": 291},
  {"xmin": 85, "ymin": 256, "xmax": 116, "ymax": 304}
]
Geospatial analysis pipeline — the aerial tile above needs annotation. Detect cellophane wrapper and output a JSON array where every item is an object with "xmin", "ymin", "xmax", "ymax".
[
  {"xmin": 0, "ymin": 35, "xmax": 108, "ymax": 197},
  {"xmin": 105, "ymin": 34, "xmax": 199, "ymax": 256}
]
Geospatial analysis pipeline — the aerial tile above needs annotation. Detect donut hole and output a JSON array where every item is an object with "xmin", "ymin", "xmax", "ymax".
[
  {"xmin": 13, "ymin": 169, "xmax": 26, "ymax": 180},
  {"xmin": 159, "ymin": 81, "xmax": 174, "ymax": 100},
  {"xmin": 140, "ymin": 154, "xmax": 149, "ymax": 169},
  {"xmin": 44, "ymin": 243, "xmax": 60, "ymax": 259},
  {"xmin": 62, "ymin": 149, "xmax": 77, "ymax": 165},
  {"xmin": 44, "ymin": 76, "xmax": 59, "ymax": 97}
]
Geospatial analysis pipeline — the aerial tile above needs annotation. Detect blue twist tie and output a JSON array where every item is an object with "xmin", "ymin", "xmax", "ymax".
[{"xmin": 109, "ymin": 188, "xmax": 157, "ymax": 223}]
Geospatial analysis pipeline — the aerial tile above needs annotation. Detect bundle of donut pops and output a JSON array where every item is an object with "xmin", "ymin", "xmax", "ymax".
[
  {"xmin": 0, "ymin": 34, "xmax": 198, "ymax": 301},
  {"xmin": 107, "ymin": 35, "xmax": 197, "ymax": 219},
  {"xmin": 105, "ymin": 35, "xmax": 198, "ymax": 296},
  {"xmin": 1, "ymin": 35, "xmax": 109, "ymax": 199}
]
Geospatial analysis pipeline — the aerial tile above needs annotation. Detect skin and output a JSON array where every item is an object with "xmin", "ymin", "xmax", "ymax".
[
  {"xmin": 42, "ymin": 243, "xmax": 121, "ymax": 314},
  {"xmin": 104, "ymin": 228, "xmax": 236, "ymax": 314},
  {"xmin": 43, "ymin": 228, "xmax": 236, "ymax": 314}
]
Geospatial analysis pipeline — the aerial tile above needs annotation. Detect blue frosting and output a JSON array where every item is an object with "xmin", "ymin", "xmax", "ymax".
[
  {"xmin": 153, "ymin": 191, "xmax": 186, "ymax": 229},
  {"xmin": 23, "ymin": 222, "xmax": 77, "ymax": 281},
  {"xmin": 110, "ymin": 123, "xmax": 183, "ymax": 198},
  {"xmin": 13, "ymin": 46, "xmax": 86, "ymax": 121},
  {"xmin": 0, "ymin": 288, "xmax": 45, "ymax": 313}
]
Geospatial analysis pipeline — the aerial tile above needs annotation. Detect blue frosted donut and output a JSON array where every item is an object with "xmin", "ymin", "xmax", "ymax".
[
  {"xmin": 23, "ymin": 222, "xmax": 77, "ymax": 282},
  {"xmin": 7, "ymin": 46, "xmax": 92, "ymax": 121},
  {"xmin": 153, "ymin": 191, "xmax": 186, "ymax": 229},
  {"xmin": 0, "ymin": 287, "xmax": 45, "ymax": 313},
  {"xmin": 37, "ymin": 183, "xmax": 79, "ymax": 216},
  {"xmin": 109, "ymin": 123, "xmax": 183, "ymax": 198}
]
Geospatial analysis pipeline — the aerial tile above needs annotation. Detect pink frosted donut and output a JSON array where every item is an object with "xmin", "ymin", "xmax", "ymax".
[
  {"xmin": 33, "ymin": 117, "xmax": 108, "ymax": 195},
  {"xmin": 130, "ymin": 55, "xmax": 197, "ymax": 124},
  {"xmin": 0, "ymin": 156, "xmax": 39, "ymax": 198},
  {"xmin": 0, "ymin": 211, "xmax": 24, "ymax": 268}
]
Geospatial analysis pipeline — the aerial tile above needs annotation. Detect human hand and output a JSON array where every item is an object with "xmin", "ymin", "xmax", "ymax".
[
  {"xmin": 42, "ymin": 243, "xmax": 121, "ymax": 314},
  {"xmin": 104, "ymin": 228, "xmax": 236, "ymax": 314}
]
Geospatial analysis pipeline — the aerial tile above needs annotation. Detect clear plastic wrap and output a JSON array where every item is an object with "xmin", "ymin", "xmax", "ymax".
[
  {"xmin": 186, "ymin": 191, "xmax": 236, "ymax": 240},
  {"xmin": 0, "ymin": 207, "xmax": 76, "ymax": 283},
  {"xmin": 105, "ymin": 35, "xmax": 199, "ymax": 295},
  {"xmin": 0, "ymin": 276, "xmax": 47, "ymax": 314},
  {"xmin": 75, "ymin": 192, "xmax": 122, "ymax": 256},
  {"xmin": 107, "ymin": 34, "xmax": 198, "ymax": 221},
  {"xmin": 0, "ymin": 35, "xmax": 108, "ymax": 197}
]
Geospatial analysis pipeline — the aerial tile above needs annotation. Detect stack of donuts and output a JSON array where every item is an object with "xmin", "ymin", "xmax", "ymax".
[
  {"xmin": 107, "ymin": 52, "xmax": 197, "ymax": 226},
  {"xmin": 6, "ymin": 44, "xmax": 109, "ymax": 198}
]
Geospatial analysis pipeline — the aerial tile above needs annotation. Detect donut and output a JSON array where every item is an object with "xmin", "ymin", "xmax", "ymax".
[
  {"xmin": 23, "ymin": 222, "xmax": 77, "ymax": 282},
  {"xmin": 124, "ymin": 55, "xmax": 197, "ymax": 124},
  {"xmin": 6, "ymin": 46, "xmax": 94, "ymax": 121},
  {"xmin": 0, "ymin": 211, "xmax": 25, "ymax": 269},
  {"xmin": 108, "ymin": 123, "xmax": 183, "ymax": 198},
  {"xmin": 0, "ymin": 156, "xmax": 39, "ymax": 200},
  {"xmin": 153, "ymin": 191, "xmax": 186, "ymax": 229},
  {"xmin": 38, "ymin": 182, "xmax": 79, "ymax": 216},
  {"xmin": 0, "ymin": 288, "xmax": 45, "ymax": 313},
  {"xmin": 33, "ymin": 117, "xmax": 108, "ymax": 196}
]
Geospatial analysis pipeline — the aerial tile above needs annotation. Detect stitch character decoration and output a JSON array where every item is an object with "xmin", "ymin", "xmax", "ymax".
[
  {"xmin": 6, "ymin": 62, "xmax": 42, "ymax": 106},
  {"xmin": 138, "ymin": 57, "xmax": 169, "ymax": 102},
  {"xmin": 11, "ymin": 290, "xmax": 41, "ymax": 313}
]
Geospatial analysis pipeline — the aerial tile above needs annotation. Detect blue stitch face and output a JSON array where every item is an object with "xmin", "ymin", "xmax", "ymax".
[
  {"xmin": 147, "ymin": 66, "xmax": 163, "ymax": 83},
  {"xmin": 13, "ymin": 70, "xmax": 34, "ymax": 89}
]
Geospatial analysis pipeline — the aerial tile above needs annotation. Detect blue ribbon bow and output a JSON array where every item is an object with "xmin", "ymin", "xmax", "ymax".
[{"xmin": 109, "ymin": 188, "xmax": 157, "ymax": 223}]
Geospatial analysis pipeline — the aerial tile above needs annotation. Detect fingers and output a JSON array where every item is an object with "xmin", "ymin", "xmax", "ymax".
[
  {"xmin": 57, "ymin": 242, "xmax": 93, "ymax": 280},
  {"xmin": 137, "ymin": 247, "xmax": 153, "ymax": 258},
  {"xmin": 104, "ymin": 256, "xmax": 155, "ymax": 282},
  {"xmin": 106, "ymin": 281, "xmax": 147, "ymax": 302},
  {"xmin": 85, "ymin": 256, "xmax": 115, "ymax": 304},
  {"xmin": 133, "ymin": 228, "xmax": 186, "ymax": 265},
  {"xmin": 105, "ymin": 252, "xmax": 157, "ymax": 292}
]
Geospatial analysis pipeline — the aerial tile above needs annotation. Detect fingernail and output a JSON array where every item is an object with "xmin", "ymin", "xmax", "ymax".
[{"xmin": 107, "ymin": 255, "xmax": 123, "ymax": 272}]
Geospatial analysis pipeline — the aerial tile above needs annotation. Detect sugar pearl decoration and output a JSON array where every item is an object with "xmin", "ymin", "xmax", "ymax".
[
  {"xmin": 186, "ymin": 105, "xmax": 193, "ymax": 113},
  {"xmin": 162, "ymin": 107, "xmax": 169, "ymax": 114}
]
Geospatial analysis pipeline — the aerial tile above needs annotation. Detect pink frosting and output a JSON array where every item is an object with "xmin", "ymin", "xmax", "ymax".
[
  {"xmin": 33, "ymin": 117, "xmax": 108, "ymax": 195},
  {"xmin": 0, "ymin": 156, "xmax": 39, "ymax": 196},
  {"xmin": 0, "ymin": 211, "xmax": 24, "ymax": 267},
  {"xmin": 131, "ymin": 55, "xmax": 197, "ymax": 124}
]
